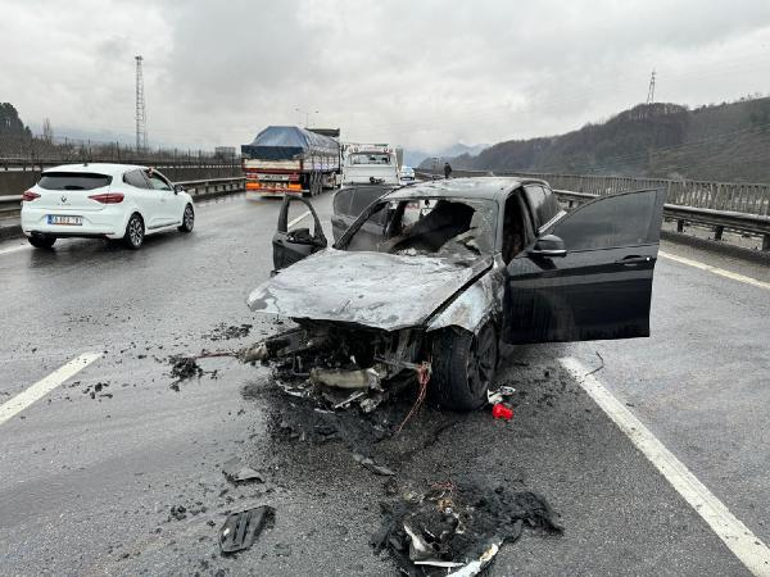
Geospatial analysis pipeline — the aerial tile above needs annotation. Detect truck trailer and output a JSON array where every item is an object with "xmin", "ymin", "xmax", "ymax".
[{"xmin": 241, "ymin": 126, "xmax": 342, "ymax": 198}]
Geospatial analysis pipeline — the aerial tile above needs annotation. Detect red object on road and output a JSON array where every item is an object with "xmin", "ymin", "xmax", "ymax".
[{"xmin": 492, "ymin": 403, "xmax": 513, "ymax": 420}]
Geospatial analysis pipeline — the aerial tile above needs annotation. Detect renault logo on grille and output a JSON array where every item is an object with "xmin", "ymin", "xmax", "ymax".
[{"xmin": 61, "ymin": 195, "xmax": 68, "ymax": 203}]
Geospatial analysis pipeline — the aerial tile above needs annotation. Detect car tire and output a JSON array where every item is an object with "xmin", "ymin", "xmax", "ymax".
[
  {"xmin": 178, "ymin": 204, "xmax": 194, "ymax": 233},
  {"xmin": 28, "ymin": 236, "xmax": 56, "ymax": 249},
  {"xmin": 430, "ymin": 323, "xmax": 498, "ymax": 411},
  {"xmin": 123, "ymin": 213, "xmax": 144, "ymax": 250}
]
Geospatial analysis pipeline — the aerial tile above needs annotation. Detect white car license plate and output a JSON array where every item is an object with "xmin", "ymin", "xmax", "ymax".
[{"xmin": 48, "ymin": 215, "xmax": 83, "ymax": 226}]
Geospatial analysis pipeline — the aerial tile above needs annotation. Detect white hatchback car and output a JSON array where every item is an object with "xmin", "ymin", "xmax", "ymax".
[{"xmin": 21, "ymin": 163, "xmax": 195, "ymax": 250}]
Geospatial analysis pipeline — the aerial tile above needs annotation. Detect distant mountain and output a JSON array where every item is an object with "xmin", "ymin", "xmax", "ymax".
[
  {"xmin": 419, "ymin": 97, "xmax": 770, "ymax": 183},
  {"xmin": 404, "ymin": 142, "xmax": 489, "ymax": 168}
]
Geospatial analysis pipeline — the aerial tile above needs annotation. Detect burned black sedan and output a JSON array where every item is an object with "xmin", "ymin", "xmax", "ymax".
[{"xmin": 246, "ymin": 178, "xmax": 665, "ymax": 411}]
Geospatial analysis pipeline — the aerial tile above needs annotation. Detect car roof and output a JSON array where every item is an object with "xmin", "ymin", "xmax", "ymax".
[
  {"xmin": 42, "ymin": 163, "xmax": 148, "ymax": 176},
  {"xmin": 383, "ymin": 176, "xmax": 548, "ymax": 202}
]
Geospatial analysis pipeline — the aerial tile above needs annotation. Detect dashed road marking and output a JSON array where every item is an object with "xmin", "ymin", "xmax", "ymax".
[
  {"xmin": 288, "ymin": 210, "xmax": 311, "ymax": 228},
  {"xmin": 0, "ymin": 352, "xmax": 102, "ymax": 426},
  {"xmin": 659, "ymin": 250, "xmax": 770, "ymax": 291},
  {"xmin": 560, "ymin": 357, "xmax": 770, "ymax": 577}
]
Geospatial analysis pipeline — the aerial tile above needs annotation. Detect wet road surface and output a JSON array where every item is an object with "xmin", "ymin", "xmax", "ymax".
[{"xmin": 0, "ymin": 192, "xmax": 768, "ymax": 576}]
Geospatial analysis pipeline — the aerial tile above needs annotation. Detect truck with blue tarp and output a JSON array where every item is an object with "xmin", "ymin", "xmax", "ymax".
[{"xmin": 241, "ymin": 126, "xmax": 342, "ymax": 198}]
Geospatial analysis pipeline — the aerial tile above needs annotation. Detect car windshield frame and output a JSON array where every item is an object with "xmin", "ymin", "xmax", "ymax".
[{"xmin": 335, "ymin": 194, "xmax": 499, "ymax": 259}]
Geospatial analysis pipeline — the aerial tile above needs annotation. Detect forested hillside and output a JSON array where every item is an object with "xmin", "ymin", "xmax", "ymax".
[{"xmin": 426, "ymin": 98, "xmax": 770, "ymax": 182}]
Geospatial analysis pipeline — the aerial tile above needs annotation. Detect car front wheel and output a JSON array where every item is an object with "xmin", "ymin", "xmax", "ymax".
[
  {"xmin": 123, "ymin": 213, "xmax": 144, "ymax": 249},
  {"xmin": 430, "ymin": 323, "xmax": 498, "ymax": 411},
  {"xmin": 28, "ymin": 236, "xmax": 56, "ymax": 249},
  {"xmin": 179, "ymin": 204, "xmax": 194, "ymax": 233}
]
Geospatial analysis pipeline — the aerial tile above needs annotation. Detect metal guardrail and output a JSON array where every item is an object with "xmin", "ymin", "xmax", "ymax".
[
  {"xmin": 0, "ymin": 177, "xmax": 246, "ymax": 220},
  {"xmin": 415, "ymin": 169, "xmax": 770, "ymax": 251},
  {"xmin": 176, "ymin": 176, "xmax": 246, "ymax": 197}
]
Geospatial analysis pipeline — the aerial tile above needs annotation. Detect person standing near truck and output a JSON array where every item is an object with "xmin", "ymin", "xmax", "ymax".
[{"xmin": 444, "ymin": 162, "xmax": 453, "ymax": 179}]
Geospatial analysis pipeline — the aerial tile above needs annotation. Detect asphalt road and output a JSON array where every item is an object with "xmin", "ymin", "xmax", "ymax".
[{"xmin": 1, "ymin": 191, "xmax": 768, "ymax": 576}]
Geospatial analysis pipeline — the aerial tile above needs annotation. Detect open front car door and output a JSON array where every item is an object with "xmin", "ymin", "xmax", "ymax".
[
  {"xmin": 272, "ymin": 196, "xmax": 327, "ymax": 272},
  {"xmin": 504, "ymin": 188, "xmax": 666, "ymax": 343}
]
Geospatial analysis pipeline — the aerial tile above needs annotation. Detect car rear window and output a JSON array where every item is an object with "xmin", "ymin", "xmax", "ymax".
[{"xmin": 38, "ymin": 172, "xmax": 112, "ymax": 191}]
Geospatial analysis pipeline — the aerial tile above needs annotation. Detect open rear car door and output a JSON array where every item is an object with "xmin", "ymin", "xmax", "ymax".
[
  {"xmin": 504, "ymin": 188, "xmax": 666, "ymax": 343},
  {"xmin": 272, "ymin": 196, "xmax": 327, "ymax": 272}
]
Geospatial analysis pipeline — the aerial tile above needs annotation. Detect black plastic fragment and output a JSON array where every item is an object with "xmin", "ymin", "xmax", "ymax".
[{"xmin": 219, "ymin": 505, "xmax": 275, "ymax": 554}]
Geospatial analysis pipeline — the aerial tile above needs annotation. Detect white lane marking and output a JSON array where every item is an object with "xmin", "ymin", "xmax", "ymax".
[
  {"xmin": 659, "ymin": 250, "xmax": 770, "ymax": 291},
  {"xmin": 0, "ymin": 352, "xmax": 102, "ymax": 426},
  {"xmin": 288, "ymin": 210, "xmax": 311, "ymax": 229},
  {"xmin": 0, "ymin": 243, "xmax": 31, "ymax": 257},
  {"xmin": 560, "ymin": 357, "xmax": 770, "ymax": 577}
]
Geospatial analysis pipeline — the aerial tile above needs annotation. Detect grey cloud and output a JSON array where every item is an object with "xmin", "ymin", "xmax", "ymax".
[{"xmin": 1, "ymin": 0, "xmax": 769, "ymax": 150}]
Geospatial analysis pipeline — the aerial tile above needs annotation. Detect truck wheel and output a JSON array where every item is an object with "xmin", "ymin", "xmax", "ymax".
[
  {"xmin": 430, "ymin": 323, "xmax": 498, "ymax": 411},
  {"xmin": 312, "ymin": 173, "xmax": 321, "ymax": 196},
  {"xmin": 302, "ymin": 175, "xmax": 313, "ymax": 198}
]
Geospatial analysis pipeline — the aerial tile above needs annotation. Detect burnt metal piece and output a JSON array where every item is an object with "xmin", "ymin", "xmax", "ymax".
[
  {"xmin": 222, "ymin": 457, "xmax": 264, "ymax": 484},
  {"xmin": 219, "ymin": 505, "xmax": 275, "ymax": 554}
]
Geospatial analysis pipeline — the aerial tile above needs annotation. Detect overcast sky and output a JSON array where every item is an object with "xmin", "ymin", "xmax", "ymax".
[{"xmin": 2, "ymin": 0, "xmax": 770, "ymax": 152}]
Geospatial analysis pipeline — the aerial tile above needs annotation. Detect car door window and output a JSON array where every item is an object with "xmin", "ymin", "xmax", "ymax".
[
  {"xmin": 524, "ymin": 185, "xmax": 561, "ymax": 230},
  {"xmin": 124, "ymin": 170, "xmax": 150, "ymax": 189},
  {"xmin": 333, "ymin": 188, "xmax": 354, "ymax": 217},
  {"xmin": 501, "ymin": 193, "xmax": 530, "ymax": 263},
  {"xmin": 549, "ymin": 189, "xmax": 660, "ymax": 251},
  {"xmin": 146, "ymin": 172, "xmax": 172, "ymax": 191}
]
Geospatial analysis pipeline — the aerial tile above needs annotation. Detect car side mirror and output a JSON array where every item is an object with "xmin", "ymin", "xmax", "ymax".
[
  {"xmin": 173, "ymin": 184, "xmax": 184, "ymax": 194},
  {"xmin": 528, "ymin": 234, "xmax": 567, "ymax": 257}
]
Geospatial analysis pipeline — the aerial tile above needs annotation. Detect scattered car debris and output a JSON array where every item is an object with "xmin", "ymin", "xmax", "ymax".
[
  {"xmin": 372, "ymin": 481, "xmax": 562, "ymax": 576},
  {"xmin": 353, "ymin": 453, "xmax": 396, "ymax": 477},
  {"xmin": 487, "ymin": 385, "xmax": 515, "ymax": 405},
  {"xmin": 169, "ymin": 356, "xmax": 204, "ymax": 386},
  {"xmin": 274, "ymin": 543, "xmax": 292, "ymax": 557},
  {"xmin": 169, "ymin": 505, "xmax": 188, "ymax": 521},
  {"xmin": 491, "ymin": 403, "xmax": 513, "ymax": 420},
  {"xmin": 222, "ymin": 457, "xmax": 264, "ymax": 484},
  {"xmin": 204, "ymin": 323, "xmax": 253, "ymax": 342},
  {"xmin": 167, "ymin": 353, "xmax": 225, "ymax": 390},
  {"xmin": 219, "ymin": 505, "xmax": 275, "ymax": 554},
  {"xmin": 584, "ymin": 350, "xmax": 606, "ymax": 377}
]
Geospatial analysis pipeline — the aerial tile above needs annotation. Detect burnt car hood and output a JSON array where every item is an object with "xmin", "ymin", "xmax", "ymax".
[{"xmin": 247, "ymin": 249, "xmax": 492, "ymax": 331}]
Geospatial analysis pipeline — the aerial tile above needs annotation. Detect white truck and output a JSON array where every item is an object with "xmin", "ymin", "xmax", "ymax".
[{"xmin": 342, "ymin": 143, "xmax": 400, "ymax": 186}]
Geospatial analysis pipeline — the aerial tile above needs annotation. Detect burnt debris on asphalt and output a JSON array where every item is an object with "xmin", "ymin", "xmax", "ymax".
[
  {"xmin": 373, "ymin": 481, "xmax": 562, "ymax": 576},
  {"xmin": 219, "ymin": 505, "xmax": 275, "ymax": 554},
  {"xmin": 204, "ymin": 323, "xmax": 253, "ymax": 342},
  {"xmin": 221, "ymin": 456, "xmax": 265, "ymax": 484}
]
